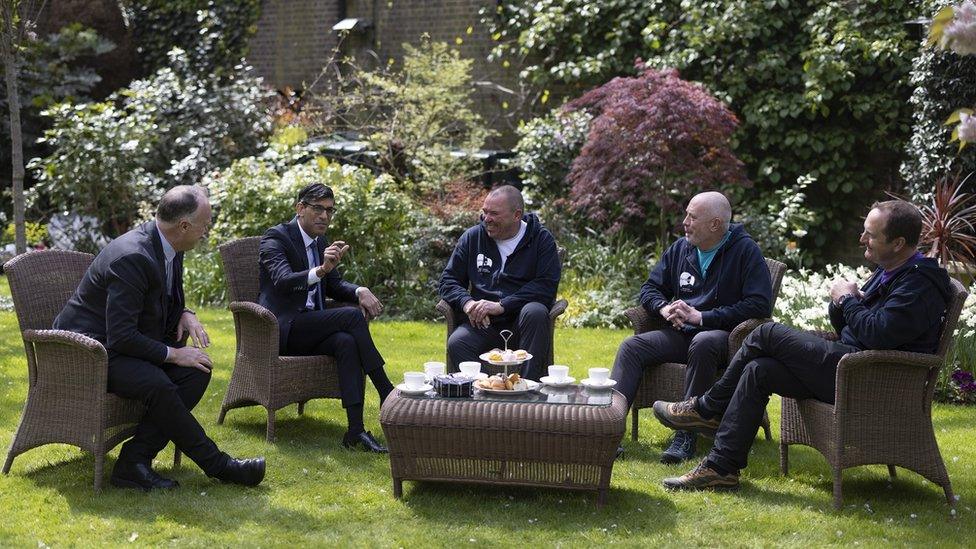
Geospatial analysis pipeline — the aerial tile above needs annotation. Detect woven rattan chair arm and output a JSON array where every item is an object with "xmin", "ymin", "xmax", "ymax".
[
  {"xmin": 837, "ymin": 349, "xmax": 943, "ymax": 373},
  {"xmin": 22, "ymin": 329, "xmax": 106, "ymax": 356},
  {"xmin": 229, "ymin": 301, "xmax": 276, "ymax": 323},
  {"xmin": 728, "ymin": 317, "xmax": 772, "ymax": 355},
  {"xmin": 228, "ymin": 301, "xmax": 280, "ymax": 360},
  {"xmin": 624, "ymin": 305, "xmax": 667, "ymax": 335},
  {"xmin": 549, "ymin": 299, "xmax": 568, "ymax": 320},
  {"xmin": 435, "ymin": 299, "xmax": 459, "ymax": 335}
]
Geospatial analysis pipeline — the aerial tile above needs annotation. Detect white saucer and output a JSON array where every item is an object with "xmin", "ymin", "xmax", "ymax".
[
  {"xmin": 580, "ymin": 378, "xmax": 616, "ymax": 390},
  {"xmin": 539, "ymin": 375, "xmax": 576, "ymax": 388},
  {"xmin": 397, "ymin": 383, "xmax": 433, "ymax": 395}
]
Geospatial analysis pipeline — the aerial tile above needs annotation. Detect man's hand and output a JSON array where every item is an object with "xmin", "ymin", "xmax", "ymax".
[
  {"xmin": 176, "ymin": 311, "xmax": 210, "ymax": 348},
  {"xmin": 316, "ymin": 240, "xmax": 350, "ymax": 277},
  {"xmin": 829, "ymin": 279, "xmax": 861, "ymax": 304},
  {"xmin": 357, "ymin": 287, "xmax": 383, "ymax": 319},
  {"xmin": 168, "ymin": 345, "xmax": 213, "ymax": 373},
  {"xmin": 668, "ymin": 301, "xmax": 702, "ymax": 328},
  {"xmin": 464, "ymin": 299, "xmax": 504, "ymax": 329}
]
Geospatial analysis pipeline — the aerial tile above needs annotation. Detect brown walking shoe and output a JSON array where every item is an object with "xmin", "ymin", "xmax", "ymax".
[
  {"xmin": 662, "ymin": 459, "xmax": 739, "ymax": 491},
  {"xmin": 652, "ymin": 398, "xmax": 721, "ymax": 437}
]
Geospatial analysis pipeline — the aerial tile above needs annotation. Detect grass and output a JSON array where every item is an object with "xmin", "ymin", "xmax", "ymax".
[{"xmin": 1, "ymin": 288, "xmax": 975, "ymax": 545}]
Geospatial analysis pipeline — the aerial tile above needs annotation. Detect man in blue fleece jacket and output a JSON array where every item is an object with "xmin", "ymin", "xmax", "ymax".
[
  {"xmin": 611, "ymin": 191, "xmax": 773, "ymax": 464},
  {"xmin": 654, "ymin": 200, "xmax": 952, "ymax": 491},
  {"xmin": 439, "ymin": 185, "xmax": 561, "ymax": 380}
]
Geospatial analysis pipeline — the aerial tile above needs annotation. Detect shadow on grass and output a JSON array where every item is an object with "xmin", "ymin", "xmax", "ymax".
[{"xmin": 19, "ymin": 452, "xmax": 322, "ymax": 530}]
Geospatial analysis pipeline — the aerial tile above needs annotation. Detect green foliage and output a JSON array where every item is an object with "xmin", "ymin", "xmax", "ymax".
[
  {"xmin": 188, "ymin": 154, "xmax": 420, "ymax": 310},
  {"xmin": 900, "ymin": 0, "xmax": 976, "ymax": 200},
  {"xmin": 557, "ymin": 231, "xmax": 656, "ymax": 328},
  {"xmin": 29, "ymin": 49, "xmax": 271, "ymax": 237},
  {"xmin": 513, "ymin": 108, "xmax": 591, "ymax": 205},
  {"xmin": 0, "ymin": 220, "xmax": 45, "ymax": 246},
  {"xmin": 120, "ymin": 0, "xmax": 261, "ymax": 77},
  {"xmin": 486, "ymin": 0, "xmax": 923, "ymax": 263},
  {"xmin": 308, "ymin": 38, "xmax": 494, "ymax": 191},
  {"xmin": 736, "ymin": 174, "xmax": 820, "ymax": 268}
]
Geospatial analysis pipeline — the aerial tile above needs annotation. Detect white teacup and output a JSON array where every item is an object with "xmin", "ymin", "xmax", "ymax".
[
  {"xmin": 588, "ymin": 367, "xmax": 610, "ymax": 385},
  {"xmin": 548, "ymin": 365, "xmax": 569, "ymax": 382},
  {"xmin": 424, "ymin": 361, "xmax": 446, "ymax": 379},
  {"xmin": 403, "ymin": 371, "xmax": 426, "ymax": 390},
  {"xmin": 459, "ymin": 361, "xmax": 482, "ymax": 377}
]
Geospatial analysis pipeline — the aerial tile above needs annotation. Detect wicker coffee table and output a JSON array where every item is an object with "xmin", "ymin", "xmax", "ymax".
[{"xmin": 380, "ymin": 385, "xmax": 627, "ymax": 506}]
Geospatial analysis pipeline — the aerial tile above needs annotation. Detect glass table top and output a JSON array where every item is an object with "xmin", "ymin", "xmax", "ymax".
[{"xmin": 397, "ymin": 382, "xmax": 616, "ymax": 407}]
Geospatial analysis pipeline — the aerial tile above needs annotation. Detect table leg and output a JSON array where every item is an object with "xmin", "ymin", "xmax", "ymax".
[{"xmin": 393, "ymin": 478, "xmax": 403, "ymax": 499}]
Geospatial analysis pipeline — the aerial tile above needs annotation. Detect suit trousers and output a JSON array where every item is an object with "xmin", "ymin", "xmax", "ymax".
[
  {"xmin": 447, "ymin": 302, "xmax": 551, "ymax": 380},
  {"xmin": 286, "ymin": 307, "xmax": 386, "ymax": 408},
  {"xmin": 611, "ymin": 328, "xmax": 730, "ymax": 405},
  {"xmin": 700, "ymin": 322, "xmax": 858, "ymax": 473},
  {"xmin": 109, "ymin": 355, "xmax": 227, "ymax": 475}
]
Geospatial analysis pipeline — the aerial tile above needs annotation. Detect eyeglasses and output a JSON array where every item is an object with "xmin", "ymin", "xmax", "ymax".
[{"xmin": 302, "ymin": 201, "xmax": 336, "ymax": 215}]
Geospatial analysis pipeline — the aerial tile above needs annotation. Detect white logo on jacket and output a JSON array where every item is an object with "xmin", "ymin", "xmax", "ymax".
[
  {"xmin": 477, "ymin": 253, "xmax": 493, "ymax": 274},
  {"xmin": 679, "ymin": 271, "xmax": 696, "ymax": 289}
]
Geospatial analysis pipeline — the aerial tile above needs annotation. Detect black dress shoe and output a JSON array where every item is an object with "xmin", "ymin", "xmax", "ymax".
[
  {"xmin": 213, "ymin": 457, "xmax": 266, "ymax": 486},
  {"xmin": 110, "ymin": 461, "xmax": 180, "ymax": 492},
  {"xmin": 342, "ymin": 430, "xmax": 388, "ymax": 453}
]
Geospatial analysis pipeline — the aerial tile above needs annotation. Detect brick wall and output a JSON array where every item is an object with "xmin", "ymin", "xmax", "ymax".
[
  {"xmin": 247, "ymin": 0, "xmax": 524, "ymax": 145},
  {"xmin": 247, "ymin": 0, "xmax": 342, "ymax": 92}
]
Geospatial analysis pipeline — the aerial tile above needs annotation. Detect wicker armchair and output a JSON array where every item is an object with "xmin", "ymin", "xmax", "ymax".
[
  {"xmin": 2, "ymin": 250, "xmax": 179, "ymax": 492},
  {"xmin": 624, "ymin": 257, "xmax": 787, "ymax": 441},
  {"xmin": 218, "ymin": 236, "xmax": 360, "ymax": 442},
  {"xmin": 435, "ymin": 248, "xmax": 568, "ymax": 374},
  {"xmin": 780, "ymin": 277, "xmax": 968, "ymax": 509}
]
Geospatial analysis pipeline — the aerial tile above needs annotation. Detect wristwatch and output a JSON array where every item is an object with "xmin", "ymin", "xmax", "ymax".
[
  {"xmin": 183, "ymin": 307, "xmax": 196, "ymax": 316},
  {"xmin": 835, "ymin": 293, "xmax": 858, "ymax": 307}
]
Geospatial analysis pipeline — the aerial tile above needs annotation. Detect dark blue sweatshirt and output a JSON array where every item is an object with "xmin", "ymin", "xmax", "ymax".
[
  {"xmin": 829, "ymin": 257, "xmax": 951, "ymax": 353},
  {"xmin": 639, "ymin": 223, "xmax": 773, "ymax": 332},
  {"xmin": 440, "ymin": 213, "xmax": 561, "ymax": 320}
]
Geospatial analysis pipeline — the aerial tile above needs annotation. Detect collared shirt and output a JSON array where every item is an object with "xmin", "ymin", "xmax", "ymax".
[
  {"xmin": 156, "ymin": 225, "xmax": 177, "ymax": 295},
  {"xmin": 297, "ymin": 223, "xmax": 323, "ymax": 310}
]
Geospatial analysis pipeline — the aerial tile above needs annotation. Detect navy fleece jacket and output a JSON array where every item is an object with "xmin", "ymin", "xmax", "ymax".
[
  {"xmin": 639, "ymin": 223, "xmax": 773, "ymax": 332},
  {"xmin": 439, "ymin": 213, "xmax": 561, "ymax": 320},
  {"xmin": 829, "ymin": 257, "xmax": 951, "ymax": 353}
]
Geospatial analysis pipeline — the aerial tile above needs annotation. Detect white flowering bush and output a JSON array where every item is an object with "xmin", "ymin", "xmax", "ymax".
[
  {"xmin": 931, "ymin": 1, "xmax": 976, "ymax": 148},
  {"xmin": 775, "ymin": 264, "xmax": 874, "ymax": 331}
]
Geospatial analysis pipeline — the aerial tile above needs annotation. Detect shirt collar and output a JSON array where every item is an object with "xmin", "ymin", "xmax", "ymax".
[
  {"xmin": 156, "ymin": 224, "xmax": 177, "ymax": 263},
  {"xmin": 296, "ymin": 221, "xmax": 316, "ymax": 249}
]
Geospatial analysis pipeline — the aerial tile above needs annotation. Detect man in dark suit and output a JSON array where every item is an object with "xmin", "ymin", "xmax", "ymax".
[
  {"xmin": 258, "ymin": 183, "xmax": 393, "ymax": 453},
  {"xmin": 54, "ymin": 185, "xmax": 265, "ymax": 491}
]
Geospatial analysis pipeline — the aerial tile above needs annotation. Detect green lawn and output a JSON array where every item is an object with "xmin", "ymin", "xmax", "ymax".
[{"xmin": 1, "ymin": 301, "xmax": 974, "ymax": 546}]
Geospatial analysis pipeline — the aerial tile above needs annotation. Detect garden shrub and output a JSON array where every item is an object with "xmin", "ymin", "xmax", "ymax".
[
  {"xmin": 557, "ymin": 231, "xmax": 657, "ymax": 329},
  {"xmin": 564, "ymin": 64, "xmax": 748, "ymax": 244},
  {"xmin": 513, "ymin": 108, "xmax": 591, "ymax": 206},
  {"xmin": 121, "ymin": 0, "xmax": 261, "ymax": 77},
  {"xmin": 736, "ymin": 174, "xmax": 820, "ymax": 268},
  {"xmin": 30, "ymin": 49, "xmax": 271, "ymax": 237},
  {"xmin": 305, "ymin": 38, "xmax": 493, "ymax": 193},
  {"xmin": 900, "ymin": 0, "xmax": 976, "ymax": 200},
  {"xmin": 485, "ymin": 0, "xmax": 922, "ymax": 263},
  {"xmin": 0, "ymin": 220, "xmax": 47, "ymax": 248}
]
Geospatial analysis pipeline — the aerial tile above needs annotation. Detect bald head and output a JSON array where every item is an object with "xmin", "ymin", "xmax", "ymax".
[
  {"xmin": 487, "ymin": 185, "xmax": 525, "ymax": 212},
  {"xmin": 155, "ymin": 185, "xmax": 211, "ymax": 252},
  {"xmin": 683, "ymin": 191, "xmax": 732, "ymax": 249}
]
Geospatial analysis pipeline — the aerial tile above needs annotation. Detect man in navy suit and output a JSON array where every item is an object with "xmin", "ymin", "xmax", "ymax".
[
  {"xmin": 258, "ymin": 183, "xmax": 393, "ymax": 453},
  {"xmin": 54, "ymin": 185, "xmax": 265, "ymax": 491}
]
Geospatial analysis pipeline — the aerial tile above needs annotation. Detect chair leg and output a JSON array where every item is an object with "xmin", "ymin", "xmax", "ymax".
[
  {"xmin": 94, "ymin": 451, "xmax": 104, "ymax": 493},
  {"xmin": 780, "ymin": 443, "xmax": 789, "ymax": 476},
  {"xmin": 887, "ymin": 465, "xmax": 897, "ymax": 480},
  {"xmin": 298, "ymin": 401, "xmax": 306, "ymax": 416},
  {"xmin": 832, "ymin": 468, "xmax": 843, "ymax": 510},
  {"xmin": 944, "ymin": 482, "xmax": 956, "ymax": 507},
  {"xmin": 217, "ymin": 406, "xmax": 228, "ymax": 425},
  {"xmin": 761, "ymin": 411, "xmax": 772, "ymax": 441},
  {"xmin": 266, "ymin": 409, "xmax": 276, "ymax": 443},
  {"xmin": 2, "ymin": 450, "xmax": 14, "ymax": 474},
  {"xmin": 631, "ymin": 408, "xmax": 639, "ymax": 442},
  {"xmin": 173, "ymin": 448, "xmax": 182, "ymax": 469}
]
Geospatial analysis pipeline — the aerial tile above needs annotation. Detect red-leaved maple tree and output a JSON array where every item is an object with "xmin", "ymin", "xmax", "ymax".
[{"xmin": 564, "ymin": 62, "xmax": 749, "ymax": 242}]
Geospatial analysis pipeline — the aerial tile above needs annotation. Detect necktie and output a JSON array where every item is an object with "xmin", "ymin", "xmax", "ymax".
[{"xmin": 308, "ymin": 242, "xmax": 321, "ymax": 310}]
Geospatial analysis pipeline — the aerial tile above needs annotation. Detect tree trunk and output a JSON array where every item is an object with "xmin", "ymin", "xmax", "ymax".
[{"xmin": 2, "ymin": 43, "xmax": 26, "ymax": 254}]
